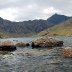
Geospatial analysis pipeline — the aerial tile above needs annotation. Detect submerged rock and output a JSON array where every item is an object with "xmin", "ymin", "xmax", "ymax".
[
  {"xmin": 63, "ymin": 47, "xmax": 72, "ymax": 57},
  {"xmin": 31, "ymin": 36, "xmax": 63, "ymax": 48},
  {"xmin": 0, "ymin": 40, "xmax": 16, "ymax": 51},
  {"xmin": 16, "ymin": 42, "xmax": 30, "ymax": 47}
]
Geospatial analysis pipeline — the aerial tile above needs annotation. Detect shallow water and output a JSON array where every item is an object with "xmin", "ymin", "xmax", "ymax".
[{"xmin": 0, "ymin": 36, "xmax": 72, "ymax": 72}]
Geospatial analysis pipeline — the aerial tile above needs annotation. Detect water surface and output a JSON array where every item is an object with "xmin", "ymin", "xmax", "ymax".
[{"xmin": 0, "ymin": 36, "xmax": 72, "ymax": 72}]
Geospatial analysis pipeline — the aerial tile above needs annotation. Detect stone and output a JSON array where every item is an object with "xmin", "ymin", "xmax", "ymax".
[
  {"xmin": 63, "ymin": 47, "xmax": 72, "ymax": 57},
  {"xmin": 31, "ymin": 36, "xmax": 63, "ymax": 48},
  {"xmin": 0, "ymin": 40, "xmax": 15, "ymax": 46},
  {"xmin": 0, "ymin": 40, "xmax": 16, "ymax": 51},
  {"xmin": 16, "ymin": 42, "xmax": 30, "ymax": 47},
  {"xmin": 0, "ymin": 46, "xmax": 16, "ymax": 51}
]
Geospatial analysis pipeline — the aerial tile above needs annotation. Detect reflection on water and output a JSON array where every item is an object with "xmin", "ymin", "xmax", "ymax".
[{"xmin": 0, "ymin": 36, "xmax": 72, "ymax": 72}]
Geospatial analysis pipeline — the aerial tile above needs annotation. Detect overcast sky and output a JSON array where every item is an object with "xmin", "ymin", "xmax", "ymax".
[{"xmin": 0, "ymin": 0, "xmax": 72, "ymax": 21}]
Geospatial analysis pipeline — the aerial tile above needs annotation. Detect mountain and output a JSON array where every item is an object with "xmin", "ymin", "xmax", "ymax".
[
  {"xmin": 47, "ymin": 13, "xmax": 70, "ymax": 26},
  {"xmin": 38, "ymin": 18, "xmax": 72, "ymax": 36},
  {"xmin": 0, "ymin": 13, "xmax": 71, "ymax": 37}
]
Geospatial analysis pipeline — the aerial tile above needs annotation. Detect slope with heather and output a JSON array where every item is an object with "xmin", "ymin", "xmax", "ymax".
[{"xmin": 38, "ymin": 18, "xmax": 72, "ymax": 36}]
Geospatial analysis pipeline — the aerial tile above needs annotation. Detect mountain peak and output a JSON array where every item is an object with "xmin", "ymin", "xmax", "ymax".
[
  {"xmin": 47, "ymin": 13, "xmax": 71, "ymax": 25},
  {"xmin": 50, "ymin": 13, "xmax": 68, "ymax": 18},
  {"xmin": 53, "ymin": 13, "xmax": 59, "ymax": 16}
]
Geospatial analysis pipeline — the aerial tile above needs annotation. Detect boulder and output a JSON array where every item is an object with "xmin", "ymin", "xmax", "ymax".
[
  {"xmin": 0, "ymin": 46, "xmax": 16, "ymax": 51},
  {"xmin": 16, "ymin": 42, "xmax": 30, "ymax": 47},
  {"xmin": 0, "ymin": 40, "xmax": 15, "ymax": 46},
  {"xmin": 0, "ymin": 40, "xmax": 16, "ymax": 51},
  {"xmin": 63, "ymin": 47, "xmax": 72, "ymax": 57},
  {"xmin": 31, "ymin": 36, "xmax": 63, "ymax": 48}
]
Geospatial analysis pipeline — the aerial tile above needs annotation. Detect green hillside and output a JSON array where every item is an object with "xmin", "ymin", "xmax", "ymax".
[{"xmin": 38, "ymin": 18, "xmax": 72, "ymax": 36}]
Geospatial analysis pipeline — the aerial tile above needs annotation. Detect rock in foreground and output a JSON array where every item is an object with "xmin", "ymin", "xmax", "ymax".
[
  {"xmin": 0, "ymin": 40, "xmax": 16, "ymax": 51},
  {"xmin": 16, "ymin": 42, "xmax": 30, "ymax": 47},
  {"xmin": 31, "ymin": 36, "xmax": 63, "ymax": 48},
  {"xmin": 0, "ymin": 46, "xmax": 16, "ymax": 51},
  {"xmin": 63, "ymin": 47, "xmax": 72, "ymax": 57}
]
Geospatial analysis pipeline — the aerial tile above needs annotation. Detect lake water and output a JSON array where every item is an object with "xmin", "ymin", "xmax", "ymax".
[{"xmin": 0, "ymin": 36, "xmax": 72, "ymax": 72}]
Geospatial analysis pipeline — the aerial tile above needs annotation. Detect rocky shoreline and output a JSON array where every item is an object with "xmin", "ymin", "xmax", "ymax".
[
  {"xmin": 0, "ymin": 36, "xmax": 63, "ymax": 51},
  {"xmin": 0, "ymin": 36, "xmax": 72, "ymax": 58}
]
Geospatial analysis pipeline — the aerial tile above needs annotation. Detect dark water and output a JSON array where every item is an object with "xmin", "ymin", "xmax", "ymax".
[{"xmin": 0, "ymin": 36, "xmax": 72, "ymax": 72}]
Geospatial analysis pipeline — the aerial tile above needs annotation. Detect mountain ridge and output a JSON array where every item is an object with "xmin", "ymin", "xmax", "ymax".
[{"xmin": 0, "ymin": 13, "xmax": 71, "ymax": 37}]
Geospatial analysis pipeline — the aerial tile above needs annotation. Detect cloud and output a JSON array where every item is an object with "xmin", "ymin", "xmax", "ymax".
[
  {"xmin": 41, "ymin": 7, "xmax": 62, "ymax": 20},
  {"xmin": 43, "ymin": 7, "xmax": 60, "ymax": 14},
  {"xmin": 0, "ymin": 8, "xmax": 18, "ymax": 21},
  {"xmin": 0, "ymin": 0, "xmax": 72, "ymax": 21}
]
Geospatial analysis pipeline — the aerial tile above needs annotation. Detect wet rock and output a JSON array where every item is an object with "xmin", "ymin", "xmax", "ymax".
[
  {"xmin": 63, "ymin": 47, "xmax": 72, "ymax": 57},
  {"xmin": 31, "ymin": 36, "xmax": 63, "ymax": 48},
  {"xmin": 16, "ymin": 42, "xmax": 30, "ymax": 47},
  {"xmin": 0, "ymin": 40, "xmax": 16, "ymax": 51},
  {"xmin": 26, "ymin": 43, "xmax": 30, "ymax": 46},
  {"xmin": 0, "ymin": 46, "xmax": 16, "ymax": 51}
]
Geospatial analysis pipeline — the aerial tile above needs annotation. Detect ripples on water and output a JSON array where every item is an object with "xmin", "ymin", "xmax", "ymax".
[{"xmin": 0, "ymin": 36, "xmax": 72, "ymax": 72}]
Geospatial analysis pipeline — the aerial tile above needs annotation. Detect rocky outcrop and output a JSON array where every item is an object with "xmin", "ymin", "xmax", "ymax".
[
  {"xmin": 0, "ymin": 40, "xmax": 16, "ymax": 51},
  {"xmin": 16, "ymin": 42, "xmax": 29, "ymax": 47},
  {"xmin": 63, "ymin": 47, "xmax": 72, "ymax": 57},
  {"xmin": 31, "ymin": 36, "xmax": 63, "ymax": 48}
]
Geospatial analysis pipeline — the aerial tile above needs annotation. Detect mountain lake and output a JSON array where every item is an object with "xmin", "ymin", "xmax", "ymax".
[{"xmin": 0, "ymin": 36, "xmax": 72, "ymax": 72}]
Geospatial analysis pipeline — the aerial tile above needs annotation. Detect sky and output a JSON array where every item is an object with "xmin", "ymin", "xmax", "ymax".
[{"xmin": 0, "ymin": 0, "xmax": 72, "ymax": 21}]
